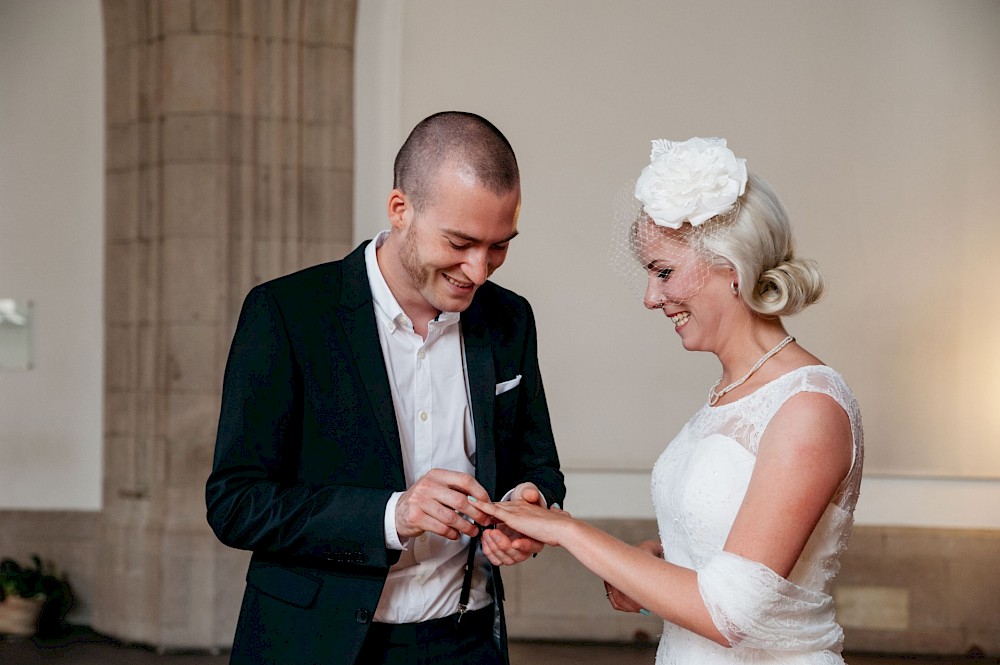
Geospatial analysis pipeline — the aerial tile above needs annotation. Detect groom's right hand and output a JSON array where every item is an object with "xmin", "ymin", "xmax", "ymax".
[{"xmin": 395, "ymin": 469, "xmax": 491, "ymax": 541}]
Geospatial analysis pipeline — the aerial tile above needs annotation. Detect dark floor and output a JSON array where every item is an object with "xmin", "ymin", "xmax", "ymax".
[{"xmin": 1, "ymin": 628, "xmax": 997, "ymax": 664}]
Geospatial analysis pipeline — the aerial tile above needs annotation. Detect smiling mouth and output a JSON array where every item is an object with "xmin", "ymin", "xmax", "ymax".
[
  {"xmin": 443, "ymin": 273, "xmax": 474, "ymax": 290},
  {"xmin": 669, "ymin": 311, "xmax": 690, "ymax": 326}
]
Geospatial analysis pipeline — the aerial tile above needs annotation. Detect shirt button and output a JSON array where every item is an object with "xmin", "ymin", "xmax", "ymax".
[
  {"xmin": 418, "ymin": 349, "xmax": 426, "ymax": 360},
  {"xmin": 419, "ymin": 411, "xmax": 428, "ymax": 422},
  {"xmin": 419, "ymin": 534, "xmax": 427, "ymax": 543}
]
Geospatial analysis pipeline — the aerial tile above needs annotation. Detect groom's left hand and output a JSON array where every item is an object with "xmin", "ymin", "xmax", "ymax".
[{"xmin": 480, "ymin": 482, "xmax": 546, "ymax": 566}]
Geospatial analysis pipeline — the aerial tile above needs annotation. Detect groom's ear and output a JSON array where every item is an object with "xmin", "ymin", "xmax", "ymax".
[{"xmin": 387, "ymin": 189, "xmax": 411, "ymax": 230}]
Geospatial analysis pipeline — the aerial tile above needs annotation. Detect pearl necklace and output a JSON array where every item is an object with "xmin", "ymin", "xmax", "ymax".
[{"xmin": 708, "ymin": 335, "xmax": 795, "ymax": 406}]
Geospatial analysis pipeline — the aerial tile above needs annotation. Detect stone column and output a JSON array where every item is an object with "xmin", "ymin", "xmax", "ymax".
[{"xmin": 100, "ymin": 0, "xmax": 355, "ymax": 649}]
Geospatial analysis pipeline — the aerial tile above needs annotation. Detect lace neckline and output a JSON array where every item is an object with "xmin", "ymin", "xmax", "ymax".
[{"xmin": 705, "ymin": 364, "xmax": 830, "ymax": 409}]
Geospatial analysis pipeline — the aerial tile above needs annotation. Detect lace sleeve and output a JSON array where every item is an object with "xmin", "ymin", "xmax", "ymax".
[{"xmin": 697, "ymin": 551, "xmax": 844, "ymax": 652}]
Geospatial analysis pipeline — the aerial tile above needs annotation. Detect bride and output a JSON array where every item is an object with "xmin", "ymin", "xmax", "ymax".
[{"xmin": 477, "ymin": 138, "xmax": 864, "ymax": 664}]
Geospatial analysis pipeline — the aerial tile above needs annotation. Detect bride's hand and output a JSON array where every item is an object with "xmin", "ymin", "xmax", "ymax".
[
  {"xmin": 474, "ymin": 499, "xmax": 573, "ymax": 551},
  {"xmin": 635, "ymin": 538, "xmax": 663, "ymax": 559},
  {"xmin": 603, "ymin": 580, "xmax": 644, "ymax": 614},
  {"xmin": 478, "ymin": 484, "xmax": 547, "ymax": 565},
  {"xmin": 604, "ymin": 539, "xmax": 663, "ymax": 614}
]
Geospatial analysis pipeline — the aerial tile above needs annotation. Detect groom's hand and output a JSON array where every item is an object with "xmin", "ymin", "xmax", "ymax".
[
  {"xmin": 395, "ymin": 469, "xmax": 491, "ymax": 541},
  {"xmin": 480, "ymin": 482, "xmax": 547, "ymax": 566}
]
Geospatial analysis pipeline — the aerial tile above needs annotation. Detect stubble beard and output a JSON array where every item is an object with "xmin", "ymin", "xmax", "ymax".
[{"xmin": 399, "ymin": 222, "xmax": 435, "ymax": 304}]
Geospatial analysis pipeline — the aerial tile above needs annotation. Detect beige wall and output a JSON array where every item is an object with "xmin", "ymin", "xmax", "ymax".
[
  {"xmin": 2, "ymin": 0, "xmax": 998, "ymax": 523},
  {"xmin": 355, "ymin": 0, "xmax": 1000, "ymax": 525},
  {"xmin": 0, "ymin": 0, "xmax": 998, "ymax": 523},
  {"xmin": 0, "ymin": 0, "xmax": 103, "ymax": 509}
]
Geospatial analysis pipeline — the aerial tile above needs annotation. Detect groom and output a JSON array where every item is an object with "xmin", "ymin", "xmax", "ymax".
[{"xmin": 206, "ymin": 111, "xmax": 565, "ymax": 665}]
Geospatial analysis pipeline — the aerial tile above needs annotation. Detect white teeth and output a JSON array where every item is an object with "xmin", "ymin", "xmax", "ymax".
[
  {"xmin": 670, "ymin": 312, "xmax": 690, "ymax": 326},
  {"xmin": 444, "ymin": 274, "xmax": 471, "ymax": 288}
]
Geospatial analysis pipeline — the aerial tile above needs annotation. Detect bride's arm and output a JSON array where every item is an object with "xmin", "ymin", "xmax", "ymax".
[
  {"xmin": 559, "ymin": 520, "xmax": 728, "ymax": 645},
  {"xmin": 479, "ymin": 393, "xmax": 853, "ymax": 647},
  {"xmin": 478, "ymin": 504, "xmax": 728, "ymax": 645},
  {"xmin": 723, "ymin": 392, "xmax": 853, "ymax": 576}
]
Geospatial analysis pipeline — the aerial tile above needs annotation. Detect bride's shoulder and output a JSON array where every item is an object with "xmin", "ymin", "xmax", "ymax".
[
  {"xmin": 780, "ymin": 364, "xmax": 847, "ymax": 388},
  {"xmin": 774, "ymin": 364, "xmax": 860, "ymax": 419}
]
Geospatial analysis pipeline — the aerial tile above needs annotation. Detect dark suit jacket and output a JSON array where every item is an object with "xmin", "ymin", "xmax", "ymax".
[{"xmin": 206, "ymin": 241, "xmax": 565, "ymax": 665}]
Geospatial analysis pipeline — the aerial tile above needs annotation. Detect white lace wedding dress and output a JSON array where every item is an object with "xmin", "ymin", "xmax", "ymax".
[{"xmin": 651, "ymin": 365, "xmax": 864, "ymax": 665}]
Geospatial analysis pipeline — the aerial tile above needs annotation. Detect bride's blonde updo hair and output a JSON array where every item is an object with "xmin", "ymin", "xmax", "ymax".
[
  {"xmin": 617, "ymin": 138, "xmax": 824, "ymax": 316},
  {"xmin": 697, "ymin": 173, "xmax": 824, "ymax": 317}
]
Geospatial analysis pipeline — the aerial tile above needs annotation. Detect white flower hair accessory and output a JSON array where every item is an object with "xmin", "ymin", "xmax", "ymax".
[{"xmin": 634, "ymin": 137, "xmax": 748, "ymax": 228}]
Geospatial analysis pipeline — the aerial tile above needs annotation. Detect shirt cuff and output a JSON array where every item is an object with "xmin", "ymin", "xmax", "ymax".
[
  {"xmin": 501, "ymin": 483, "xmax": 548, "ymax": 507},
  {"xmin": 384, "ymin": 491, "xmax": 408, "ymax": 551}
]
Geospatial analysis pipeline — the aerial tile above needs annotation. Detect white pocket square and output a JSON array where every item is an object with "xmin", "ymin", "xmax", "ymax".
[{"xmin": 495, "ymin": 375, "xmax": 522, "ymax": 395}]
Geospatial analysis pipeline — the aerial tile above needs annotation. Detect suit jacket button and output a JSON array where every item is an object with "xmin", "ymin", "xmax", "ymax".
[{"xmin": 355, "ymin": 608, "xmax": 371, "ymax": 624}]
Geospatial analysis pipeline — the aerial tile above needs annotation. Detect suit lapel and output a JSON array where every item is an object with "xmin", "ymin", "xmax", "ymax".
[
  {"xmin": 462, "ymin": 298, "xmax": 497, "ymax": 497},
  {"xmin": 336, "ymin": 243, "xmax": 405, "ymax": 489},
  {"xmin": 463, "ymin": 298, "xmax": 505, "ymax": 644},
  {"xmin": 331, "ymin": 243, "xmax": 498, "ymax": 496}
]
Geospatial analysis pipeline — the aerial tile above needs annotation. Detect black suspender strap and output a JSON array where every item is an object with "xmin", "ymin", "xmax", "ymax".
[{"xmin": 456, "ymin": 528, "xmax": 482, "ymax": 621}]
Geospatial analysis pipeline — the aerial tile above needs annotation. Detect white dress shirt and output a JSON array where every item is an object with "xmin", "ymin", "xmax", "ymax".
[{"xmin": 364, "ymin": 232, "xmax": 492, "ymax": 623}]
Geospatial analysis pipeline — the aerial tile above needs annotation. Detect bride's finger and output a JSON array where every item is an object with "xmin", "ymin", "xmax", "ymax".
[{"xmin": 469, "ymin": 495, "xmax": 499, "ymax": 512}]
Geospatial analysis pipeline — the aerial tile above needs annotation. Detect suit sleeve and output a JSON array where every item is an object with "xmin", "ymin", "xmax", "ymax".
[{"xmin": 205, "ymin": 285, "xmax": 400, "ymax": 569}]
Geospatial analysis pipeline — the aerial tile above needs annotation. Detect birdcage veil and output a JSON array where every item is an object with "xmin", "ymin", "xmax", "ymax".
[{"xmin": 609, "ymin": 138, "xmax": 748, "ymax": 304}]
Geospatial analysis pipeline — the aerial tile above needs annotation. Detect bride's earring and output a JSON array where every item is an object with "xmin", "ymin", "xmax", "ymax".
[{"xmin": 730, "ymin": 281, "xmax": 739, "ymax": 296}]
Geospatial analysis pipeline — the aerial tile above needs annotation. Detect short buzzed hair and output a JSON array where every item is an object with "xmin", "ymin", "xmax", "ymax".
[{"xmin": 393, "ymin": 112, "xmax": 520, "ymax": 211}]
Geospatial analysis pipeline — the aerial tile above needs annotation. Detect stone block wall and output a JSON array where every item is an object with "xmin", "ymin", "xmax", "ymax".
[
  {"xmin": 96, "ymin": 0, "xmax": 356, "ymax": 649},
  {"xmin": 502, "ymin": 521, "xmax": 1000, "ymax": 657},
  {"xmin": 2, "ymin": 515, "xmax": 998, "ymax": 655}
]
